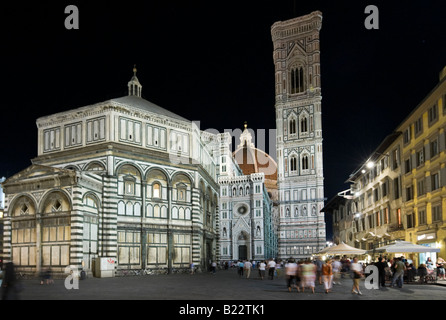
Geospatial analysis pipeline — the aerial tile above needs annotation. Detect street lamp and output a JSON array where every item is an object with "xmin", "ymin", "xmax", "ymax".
[{"xmin": 366, "ymin": 161, "xmax": 375, "ymax": 169}]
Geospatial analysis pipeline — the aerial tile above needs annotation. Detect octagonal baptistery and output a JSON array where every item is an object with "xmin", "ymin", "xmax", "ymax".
[{"xmin": 1, "ymin": 68, "xmax": 221, "ymax": 277}]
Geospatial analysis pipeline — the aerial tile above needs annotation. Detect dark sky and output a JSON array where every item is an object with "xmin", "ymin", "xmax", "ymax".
[{"xmin": 1, "ymin": 1, "xmax": 446, "ymax": 237}]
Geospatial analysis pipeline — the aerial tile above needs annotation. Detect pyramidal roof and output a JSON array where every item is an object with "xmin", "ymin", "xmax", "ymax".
[
  {"xmin": 37, "ymin": 67, "xmax": 190, "ymax": 123},
  {"xmin": 109, "ymin": 95, "xmax": 189, "ymax": 122},
  {"xmin": 117, "ymin": 65, "xmax": 189, "ymax": 122}
]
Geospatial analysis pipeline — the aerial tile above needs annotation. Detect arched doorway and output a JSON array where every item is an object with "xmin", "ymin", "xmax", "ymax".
[{"xmin": 236, "ymin": 231, "xmax": 250, "ymax": 260}]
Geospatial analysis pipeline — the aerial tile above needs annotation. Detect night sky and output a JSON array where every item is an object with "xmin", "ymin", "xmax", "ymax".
[{"xmin": 1, "ymin": 1, "xmax": 446, "ymax": 238}]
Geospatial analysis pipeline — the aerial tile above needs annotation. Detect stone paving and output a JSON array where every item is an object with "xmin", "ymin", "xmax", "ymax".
[{"xmin": 14, "ymin": 268, "xmax": 446, "ymax": 301}]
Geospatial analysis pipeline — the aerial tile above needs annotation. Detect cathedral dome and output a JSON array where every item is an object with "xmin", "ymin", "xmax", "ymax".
[{"xmin": 232, "ymin": 123, "xmax": 278, "ymax": 183}]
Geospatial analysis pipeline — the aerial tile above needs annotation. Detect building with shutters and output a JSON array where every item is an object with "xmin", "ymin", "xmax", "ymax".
[{"xmin": 323, "ymin": 66, "xmax": 446, "ymax": 266}]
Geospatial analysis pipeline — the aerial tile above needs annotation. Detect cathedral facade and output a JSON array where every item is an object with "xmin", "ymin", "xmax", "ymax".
[{"xmin": 218, "ymin": 125, "xmax": 279, "ymax": 262}]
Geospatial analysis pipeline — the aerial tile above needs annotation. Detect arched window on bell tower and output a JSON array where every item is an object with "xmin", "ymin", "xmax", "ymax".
[
  {"xmin": 290, "ymin": 66, "xmax": 305, "ymax": 94},
  {"xmin": 302, "ymin": 155, "xmax": 309, "ymax": 171},
  {"xmin": 300, "ymin": 116, "xmax": 308, "ymax": 134},
  {"xmin": 290, "ymin": 156, "xmax": 297, "ymax": 172},
  {"xmin": 289, "ymin": 118, "xmax": 297, "ymax": 135}
]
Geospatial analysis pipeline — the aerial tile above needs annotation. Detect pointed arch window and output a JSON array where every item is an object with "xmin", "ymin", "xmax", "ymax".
[
  {"xmin": 290, "ymin": 66, "xmax": 305, "ymax": 94},
  {"xmin": 300, "ymin": 116, "xmax": 308, "ymax": 133},
  {"xmin": 289, "ymin": 118, "xmax": 297, "ymax": 135},
  {"xmin": 290, "ymin": 156, "xmax": 297, "ymax": 172},
  {"xmin": 302, "ymin": 155, "xmax": 309, "ymax": 170}
]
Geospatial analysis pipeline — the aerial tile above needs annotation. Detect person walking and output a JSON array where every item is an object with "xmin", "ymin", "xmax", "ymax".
[
  {"xmin": 322, "ymin": 259, "xmax": 333, "ymax": 293},
  {"xmin": 332, "ymin": 257, "xmax": 341, "ymax": 285},
  {"xmin": 285, "ymin": 259, "xmax": 298, "ymax": 292},
  {"xmin": 391, "ymin": 257, "xmax": 406, "ymax": 288},
  {"xmin": 238, "ymin": 260, "xmax": 244, "ymax": 278},
  {"xmin": 267, "ymin": 259, "xmax": 276, "ymax": 280},
  {"xmin": 315, "ymin": 256, "xmax": 323, "ymax": 285},
  {"xmin": 301, "ymin": 259, "xmax": 316, "ymax": 293},
  {"xmin": 259, "ymin": 261, "xmax": 266, "ymax": 280},
  {"xmin": 375, "ymin": 257, "xmax": 387, "ymax": 288},
  {"xmin": 2, "ymin": 262, "xmax": 18, "ymax": 300},
  {"xmin": 437, "ymin": 258, "xmax": 445, "ymax": 280},
  {"xmin": 351, "ymin": 257, "xmax": 363, "ymax": 295},
  {"xmin": 244, "ymin": 260, "xmax": 252, "ymax": 279},
  {"xmin": 295, "ymin": 260, "xmax": 303, "ymax": 290}
]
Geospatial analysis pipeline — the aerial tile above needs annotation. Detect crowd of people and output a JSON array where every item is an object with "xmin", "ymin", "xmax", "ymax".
[
  {"xmin": 219, "ymin": 255, "xmax": 446, "ymax": 295},
  {"xmin": 368, "ymin": 256, "xmax": 446, "ymax": 287}
]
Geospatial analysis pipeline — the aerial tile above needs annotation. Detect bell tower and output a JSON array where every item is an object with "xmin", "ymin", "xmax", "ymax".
[{"xmin": 271, "ymin": 12, "xmax": 326, "ymax": 259}]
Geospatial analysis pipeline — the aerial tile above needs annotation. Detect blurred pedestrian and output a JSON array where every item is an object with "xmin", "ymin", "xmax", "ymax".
[
  {"xmin": 259, "ymin": 260, "xmax": 266, "ymax": 280},
  {"xmin": 2, "ymin": 262, "xmax": 19, "ymax": 300},
  {"xmin": 211, "ymin": 261, "xmax": 217, "ymax": 274},
  {"xmin": 375, "ymin": 257, "xmax": 387, "ymax": 288},
  {"xmin": 238, "ymin": 260, "xmax": 244, "ymax": 277},
  {"xmin": 351, "ymin": 257, "xmax": 363, "ymax": 295},
  {"xmin": 322, "ymin": 259, "xmax": 333, "ymax": 293},
  {"xmin": 285, "ymin": 259, "xmax": 298, "ymax": 292},
  {"xmin": 301, "ymin": 259, "xmax": 316, "ymax": 293},
  {"xmin": 315, "ymin": 256, "xmax": 323, "ymax": 285},
  {"xmin": 332, "ymin": 257, "xmax": 341, "ymax": 285},
  {"xmin": 417, "ymin": 264, "xmax": 428, "ymax": 283},
  {"xmin": 44, "ymin": 268, "xmax": 54, "ymax": 285},
  {"xmin": 391, "ymin": 257, "xmax": 405, "ymax": 288},
  {"xmin": 267, "ymin": 259, "xmax": 276, "ymax": 280},
  {"xmin": 295, "ymin": 260, "xmax": 303, "ymax": 291},
  {"xmin": 244, "ymin": 260, "xmax": 252, "ymax": 278},
  {"xmin": 437, "ymin": 258, "xmax": 445, "ymax": 280}
]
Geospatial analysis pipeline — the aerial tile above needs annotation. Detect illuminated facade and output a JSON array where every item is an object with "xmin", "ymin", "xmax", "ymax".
[
  {"xmin": 324, "ymin": 66, "xmax": 446, "ymax": 265},
  {"xmin": 271, "ymin": 12, "xmax": 326, "ymax": 259}
]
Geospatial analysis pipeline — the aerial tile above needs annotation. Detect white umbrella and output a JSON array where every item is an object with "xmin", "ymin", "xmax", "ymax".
[
  {"xmin": 317, "ymin": 242, "xmax": 367, "ymax": 255},
  {"xmin": 374, "ymin": 240, "xmax": 440, "ymax": 253}
]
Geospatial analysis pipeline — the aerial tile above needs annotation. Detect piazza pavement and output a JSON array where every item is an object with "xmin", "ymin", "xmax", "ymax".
[{"xmin": 12, "ymin": 267, "xmax": 446, "ymax": 301}]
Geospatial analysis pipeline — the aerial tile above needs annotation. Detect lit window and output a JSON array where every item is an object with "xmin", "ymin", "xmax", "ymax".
[{"xmin": 153, "ymin": 183, "xmax": 161, "ymax": 198}]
